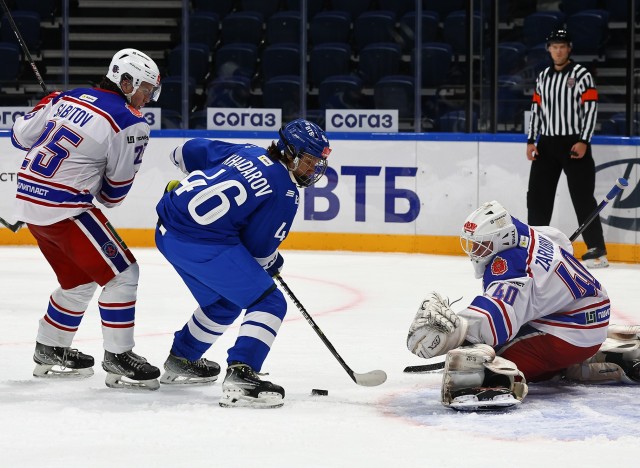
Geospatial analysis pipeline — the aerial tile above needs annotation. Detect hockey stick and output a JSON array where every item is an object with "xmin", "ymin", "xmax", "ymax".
[
  {"xmin": 0, "ymin": 217, "xmax": 23, "ymax": 233},
  {"xmin": 275, "ymin": 275, "xmax": 387, "ymax": 387},
  {"xmin": 0, "ymin": 0, "xmax": 50, "ymax": 233},
  {"xmin": 403, "ymin": 360, "xmax": 446, "ymax": 373},
  {"xmin": 0, "ymin": 0, "xmax": 47, "ymax": 93},
  {"xmin": 569, "ymin": 177, "xmax": 628, "ymax": 242}
]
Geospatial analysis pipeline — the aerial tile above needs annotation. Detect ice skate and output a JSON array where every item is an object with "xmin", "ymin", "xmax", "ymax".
[
  {"xmin": 102, "ymin": 350, "xmax": 161, "ymax": 390},
  {"xmin": 581, "ymin": 247, "xmax": 609, "ymax": 269},
  {"xmin": 33, "ymin": 342, "xmax": 94, "ymax": 378},
  {"xmin": 219, "ymin": 362, "xmax": 284, "ymax": 408},
  {"xmin": 160, "ymin": 353, "xmax": 220, "ymax": 385}
]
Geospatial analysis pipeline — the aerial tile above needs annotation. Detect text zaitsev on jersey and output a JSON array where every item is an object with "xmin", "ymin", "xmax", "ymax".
[{"xmin": 223, "ymin": 155, "xmax": 273, "ymax": 197}]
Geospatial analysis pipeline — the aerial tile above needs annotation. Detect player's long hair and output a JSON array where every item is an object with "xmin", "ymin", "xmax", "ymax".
[
  {"xmin": 267, "ymin": 141, "xmax": 291, "ymax": 165},
  {"xmin": 97, "ymin": 75, "xmax": 128, "ymax": 100}
]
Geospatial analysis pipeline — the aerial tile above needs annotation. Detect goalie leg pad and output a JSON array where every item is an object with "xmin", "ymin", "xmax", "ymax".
[
  {"xmin": 441, "ymin": 344, "xmax": 528, "ymax": 411},
  {"xmin": 407, "ymin": 292, "xmax": 468, "ymax": 359},
  {"xmin": 566, "ymin": 324, "xmax": 640, "ymax": 384}
]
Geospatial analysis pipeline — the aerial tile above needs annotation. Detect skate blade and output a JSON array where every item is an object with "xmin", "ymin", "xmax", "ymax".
[
  {"xmin": 33, "ymin": 364, "xmax": 94, "ymax": 379},
  {"xmin": 159, "ymin": 371, "xmax": 218, "ymax": 385},
  {"xmin": 219, "ymin": 389, "xmax": 284, "ymax": 409},
  {"xmin": 448, "ymin": 393, "xmax": 521, "ymax": 412},
  {"xmin": 105, "ymin": 373, "xmax": 160, "ymax": 391},
  {"xmin": 584, "ymin": 257, "xmax": 609, "ymax": 269}
]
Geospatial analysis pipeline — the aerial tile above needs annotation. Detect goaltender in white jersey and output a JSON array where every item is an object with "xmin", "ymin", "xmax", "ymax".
[{"xmin": 407, "ymin": 201, "xmax": 639, "ymax": 411}]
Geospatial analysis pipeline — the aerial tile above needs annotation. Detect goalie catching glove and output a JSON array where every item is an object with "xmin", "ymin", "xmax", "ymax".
[
  {"xmin": 407, "ymin": 292, "xmax": 468, "ymax": 359},
  {"xmin": 441, "ymin": 344, "xmax": 528, "ymax": 411}
]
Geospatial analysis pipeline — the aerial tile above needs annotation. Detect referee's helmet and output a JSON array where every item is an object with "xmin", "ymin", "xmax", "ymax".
[{"xmin": 546, "ymin": 29, "xmax": 572, "ymax": 49}]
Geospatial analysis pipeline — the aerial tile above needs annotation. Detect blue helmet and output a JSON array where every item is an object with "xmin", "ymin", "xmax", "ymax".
[{"xmin": 277, "ymin": 119, "xmax": 331, "ymax": 187}]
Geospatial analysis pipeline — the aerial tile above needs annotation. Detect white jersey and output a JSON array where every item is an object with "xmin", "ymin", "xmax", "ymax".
[
  {"xmin": 11, "ymin": 88, "xmax": 150, "ymax": 225},
  {"xmin": 459, "ymin": 218, "xmax": 609, "ymax": 349}
]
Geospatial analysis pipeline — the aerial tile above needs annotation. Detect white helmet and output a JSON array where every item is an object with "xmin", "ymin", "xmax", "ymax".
[
  {"xmin": 107, "ymin": 48, "xmax": 161, "ymax": 102},
  {"xmin": 460, "ymin": 201, "xmax": 518, "ymax": 278}
]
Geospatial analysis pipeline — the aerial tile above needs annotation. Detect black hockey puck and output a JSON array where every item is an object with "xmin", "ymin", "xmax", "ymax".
[{"xmin": 311, "ymin": 388, "xmax": 328, "ymax": 396}]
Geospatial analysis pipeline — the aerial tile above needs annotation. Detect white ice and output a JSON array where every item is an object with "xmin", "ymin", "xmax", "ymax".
[{"xmin": 1, "ymin": 247, "xmax": 639, "ymax": 468}]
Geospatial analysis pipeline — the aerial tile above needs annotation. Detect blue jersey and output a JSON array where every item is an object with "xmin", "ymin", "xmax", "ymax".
[{"xmin": 156, "ymin": 139, "xmax": 299, "ymax": 261}]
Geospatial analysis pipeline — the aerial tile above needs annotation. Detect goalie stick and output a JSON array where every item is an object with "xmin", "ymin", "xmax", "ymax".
[
  {"xmin": 0, "ymin": 0, "xmax": 50, "ymax": 234},
  {"xmin": 404, "ymin": 177, "xmax": 630, "ymax": 374},
  {"xmin": 275, "ymin": 275, "xmax": 387, "ymax": 387},
  {"xmin": 569, "ymin": 177, "xmax": 628, "ymax": 242}
]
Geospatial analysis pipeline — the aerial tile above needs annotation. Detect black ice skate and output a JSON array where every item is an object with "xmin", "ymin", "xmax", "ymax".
[
  {"xmin": 581, "ymin": 247, "xmax": 609, "ymax": 269},
  {"xmin": 33, "ymin": 342, "xmax": 95, "ymax": 378},
  {"xmin": 102, "ymin": 350, "xmax": 161, "ymax": 390},
  {"xmin": 160, "ymin": 353, "xmax": 221, "ymax": 385},
  {"xmin": 219, "ymin": 362, "xmax": 285, "ymax": 408}
]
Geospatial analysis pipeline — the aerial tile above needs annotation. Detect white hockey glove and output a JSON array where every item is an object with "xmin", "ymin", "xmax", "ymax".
[
  {"xmin": 441, "ymin": 344, "xmax": 528, "ymax": 411},
  {"xmin": 565, "ymin": 324, "xmax": 640, "ymax": 384},
  {"xmin": 407, "ymin": 292, "xmax": 468, "ymax": 359}
]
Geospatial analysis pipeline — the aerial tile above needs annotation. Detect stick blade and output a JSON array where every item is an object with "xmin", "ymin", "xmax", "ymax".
[
  {"xmin": 353, "ymin": 369, "xmax": 387, "ymax": 386},
  {"xmin": 403, "ymin": 362, "xmax": 445, "ymax": 373}
]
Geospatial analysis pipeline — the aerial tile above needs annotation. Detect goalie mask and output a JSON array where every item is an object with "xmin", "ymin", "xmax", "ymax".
[
  {"xmin": 276, "ymin": 119, "xmax": 331, "ymax": 187},
  {"xmin": 107, "ymin": 48, "xmax": 162, "ymax": 103},
  {"xmin": 460, "ymin": 201, "xmax": 518, "ymax": 278}
]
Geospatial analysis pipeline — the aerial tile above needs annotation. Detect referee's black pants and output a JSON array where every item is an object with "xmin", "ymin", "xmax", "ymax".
[{"xmin": 526, "ymin": 134, "xmax": 606, "ymax": 250}]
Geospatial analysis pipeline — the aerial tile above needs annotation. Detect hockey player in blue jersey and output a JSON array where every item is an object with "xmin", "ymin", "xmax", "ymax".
[{"xmin": 155, "ymin": 119, "xmax": 331, "ymax": 408}]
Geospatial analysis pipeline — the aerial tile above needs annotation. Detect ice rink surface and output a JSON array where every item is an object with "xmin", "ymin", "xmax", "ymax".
[{"xmin": 1, "ymin": 246, "xmax": 639, "ymax": 468}]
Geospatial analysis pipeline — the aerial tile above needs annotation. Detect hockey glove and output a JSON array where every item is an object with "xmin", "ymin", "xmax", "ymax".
[
  {"xmin": 265, "ymin": 252, "xmax": 284, "ymax": 277},
  {"xmin": 165, "ymin": 180, "xmax": 181, "ymax": 193}
]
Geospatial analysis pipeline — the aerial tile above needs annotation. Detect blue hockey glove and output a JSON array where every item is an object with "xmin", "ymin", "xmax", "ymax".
[{"xmin": 265, "ymin": 252, "xmax": 284, "ymax": 277}]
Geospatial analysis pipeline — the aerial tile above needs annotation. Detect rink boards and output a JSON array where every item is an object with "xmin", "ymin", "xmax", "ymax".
[{"xmin": 1, "ymin": 131, "xmax": 639, "ymax": 262}]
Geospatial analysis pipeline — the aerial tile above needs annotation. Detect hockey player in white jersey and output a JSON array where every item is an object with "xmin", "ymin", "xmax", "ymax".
[
  {"xmin": 10, "ymin": 49, "xmax": 162, "ymax": 390},
  {"xmin": 155, "ymin": 119, "xmax": 331, "ymax": 408},
  {"xmin": 407, "ymin": 201, "xmax": 640, "ymax": 411}
]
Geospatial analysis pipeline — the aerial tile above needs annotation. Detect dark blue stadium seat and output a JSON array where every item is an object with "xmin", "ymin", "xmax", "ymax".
[
  {"xmin": 0, "ymin": 42, "xmax": 21, "ymax": 88},
  {"xmin": 424, "ymin": 0, "xmax": 466, "ymax": 20},
  {"xmin": 560, "ymin": 0, "xmax": 598, "ymax": 16},
  {"xmin": 497, "ymin": 76, "xmax": 529, "ymax": 129},
  {"xmin": 318, "ymin": 75, "xmax": 364, "ymax": 109},
  {"xmin": 221, "ymin": 11, "xmax": 264, "ymax": 45},
  {"xmin": 309, "ymin": 11, "xmax": 351, "ymax": 45},
  {"xmin": 330, "ymin": 0, "xmax": 373, "ymax": 19},
  {"xmin": 240, "ymin": 0, "xmax": 280, "ymax": 19},
  {"xmin": 525, "ymin": 43, "xmax": 551, "ymax": 78},
  {"xmin": 266, "ymin": 11, "xmax": 301, "ymax": 45},
  {"xmin": 192, "ymin": 0, "xmax": 234, "ymax": 16},
  {"xmin": 443, "ymin": 10, "xmax": 483, "ymax": 56},
  {"xmin": 309, "ymin": 42, "xmax": 351, "ymax": 88},
  {"xmin": 604, "ymin": 0, "xmax": 640, "ymax": 21},
  {"xmin": 167, "ymin": 43, "xmax": 211, "ymax": 83},
  {"xmin": 189, "ymin": 110, "xmax": 209, "ymax": 129},
  {"xmin": 379, "ymin": 0, "xmax": 415, "ymax": 18},
  {"xmin": 437, "ymin": 109, "xmax": 478, "ymax": 132},
  {"xmin": 398, "ymin": 11, "xmax": 440, "ymax": 52},
  {"xmin": 284, "ymin": 0, "xmax": 325, "ymax": 18},
  {"xmin": 374, "ymin": 75, "xmax": 415, "ymax": 119},
  {"xmin": 357, "ymin": 42, "xmax": 402, "ymax": 87},
  {"xmin": 16, "ymin": 0, "xmax": 56, "ymax": 22},
  {"xmin": 600, "ymin": 113, "xmax": 640, "ymax": 135},
  {"xmin": 353, "ymin": 10, "xmax": 397, "ymax": 51},
  {"xmin": 262, "ymin": 75, "xmax": 301, "ymax": 121},
  {"xmin": 206, "ymin": 76, "xmax": 251, "ymax": 108},
  {"xmin": 522, "ymin": 12, "xmax": 565, "ymax": 48},
  {"xmin": 214, "ymin": 43, "xmax": 258, "ymax": 80},
  {"xmin": 496, "ymin": 42, "xmax": 527, "ymax": 76},
  {"xmin": 418, "ymin": 42, "xmax": 453, "ymax": 87},
  {"xmin": 189, "ymin": 11, "xmax": 220, "ymax": 49},
  {"xmin": 566, "ymin": 10, "xmax": 610, "ymax": 55},
  {"xmin": 1, "ymin": 10, "xmax": 41, "ymax": 52},
  {"xmin": 161, "ymin": 110, "xmax": 183, "ymax": 129},
  {"xmin": 261, "ymin": 43, "xmax": 301, "ymax": 81},
  {"xmin": 158, "ymin": 76, "xmax": 197, "ymax": 114}
]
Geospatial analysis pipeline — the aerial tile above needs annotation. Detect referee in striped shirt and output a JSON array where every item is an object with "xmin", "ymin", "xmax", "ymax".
[{"xmin": 526, "ymin": 28, "xmax": 608, "ymax": 268}]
